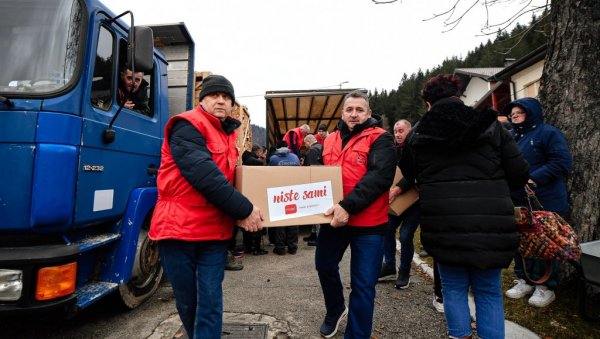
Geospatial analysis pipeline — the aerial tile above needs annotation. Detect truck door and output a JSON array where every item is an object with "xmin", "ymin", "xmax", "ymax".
[{"xmin": 75, "ymin": 18, "xmax": 161, "ymax": 226}]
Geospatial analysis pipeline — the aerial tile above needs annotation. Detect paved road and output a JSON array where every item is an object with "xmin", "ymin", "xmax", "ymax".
[
  {"xmin": 0, "ymin": 228, "xmax": 539, "ymax": 339},
  {"xmin": 155, "ymin": 229, "xmax": 450, "ymax": 339}
]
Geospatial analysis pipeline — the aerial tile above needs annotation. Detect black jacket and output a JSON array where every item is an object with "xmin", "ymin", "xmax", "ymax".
[
  {"xmin": 401, "ymin": 98, "xmax": 529, "ymax": 269},
  {"xmin": 242, "ymin": 151, "xmax": 264, "ymax": 166},
  {"xmin": 304, "ymin": 143, "xmax": 323, "ymax": 166}
]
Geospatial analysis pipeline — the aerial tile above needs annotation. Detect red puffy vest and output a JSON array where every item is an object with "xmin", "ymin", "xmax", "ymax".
[
  {"xmin": 149, "ymin": 106, "xmax": 239, "ymax": 241},
  {"xmin": 283, "ymin": 127, "xmax": 304, "ymax": 152},
  {"xmin": 323, "ymin": 127, "xmax": 388, "ymax": 227}
]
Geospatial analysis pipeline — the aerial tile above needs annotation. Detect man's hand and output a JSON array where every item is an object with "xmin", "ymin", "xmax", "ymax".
[
  {"xmin": 389, "ymin": 186, "xmax": 403, "ymax": 204},
  {"xmin": 324, "ymin": 204, "xmax": 350, "ymax": 228},
  {"xmin": 124, "ymin": 100, "xmax": 135, "ymax": 110},
  {"xmin": 238, "ymin": 205, "xmax": 263, "ymax": 232}
]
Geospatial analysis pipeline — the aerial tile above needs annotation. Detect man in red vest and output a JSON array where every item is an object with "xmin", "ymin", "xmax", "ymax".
[
  {"xmin": 149, "ymin": 75, "xmax": 262, "ymax": 339},
  {"xmin": 282, "ymin": 124, "xmax": 310, "ymax": 157},
  {"xmin": 315, "ymin": 123, "xmax": 329, "ymax": 145},
  {"xmin": 316, "ymin": 90, "xmax": 396, "ymax": 338}
]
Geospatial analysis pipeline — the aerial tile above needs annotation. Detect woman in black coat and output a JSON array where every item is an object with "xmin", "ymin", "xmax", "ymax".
[{"xmin": 400, "ymin": 75, "xmax": 529, "ymax": 339}]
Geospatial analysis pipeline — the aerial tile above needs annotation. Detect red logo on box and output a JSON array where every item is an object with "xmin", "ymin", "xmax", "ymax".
[{"xmin": 285, "ymin": 204, "xmax": 297, "ymax": 215}]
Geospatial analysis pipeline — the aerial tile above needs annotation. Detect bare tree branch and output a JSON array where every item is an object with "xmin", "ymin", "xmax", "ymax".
[
  {"xmin": 492, "ymin": 11, "xmax": 550, "ymax": 54},
  {"xmin": 421, "ymin": 0, "xmax": 550, "ymax": 34}
]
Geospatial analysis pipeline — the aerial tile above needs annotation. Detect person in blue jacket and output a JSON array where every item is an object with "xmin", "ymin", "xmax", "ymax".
[
  {"xmin": 504, "ymin": 97, "xmax": 573, "ymax": 308},
  {"xmin": 269, "ymin": 140, "xmax": 301, "ymax": 255}
]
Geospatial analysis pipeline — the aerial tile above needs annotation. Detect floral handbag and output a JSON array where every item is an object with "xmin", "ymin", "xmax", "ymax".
[{"xmin": 514, "ymin": 185, "xmax": 581, "ymax": 283}]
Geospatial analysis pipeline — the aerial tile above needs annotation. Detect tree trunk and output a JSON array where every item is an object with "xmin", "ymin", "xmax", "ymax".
[{"xmin": 539, "ymin": 0, "xmax": 600, "ymax": 242}]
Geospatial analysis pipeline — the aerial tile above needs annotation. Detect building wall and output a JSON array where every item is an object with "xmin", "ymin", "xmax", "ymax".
[
  {"xmin": 512, "ymin": 60, "xmax": 544, "ymax": 99},
  {"xmin": 462, "ymin": 77, "xmax": 492, "ymax": 107}
]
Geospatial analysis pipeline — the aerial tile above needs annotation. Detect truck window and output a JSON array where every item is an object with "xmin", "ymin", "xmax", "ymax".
[
  {"xmin": 90, "ymin": 26, "xmax": 115, "ymax": 110},
  {"xmin": 117, "ymin": 39, "xmax": 154, "ymax": 118},
  {"xmin": 0, "ymin": 0, "xmax": 83, "ymax": 96}
]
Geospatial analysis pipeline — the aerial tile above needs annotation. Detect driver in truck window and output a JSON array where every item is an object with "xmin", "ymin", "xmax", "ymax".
[{"xmin": 118, "ymin": 66, "xmax": 151, "ymax": 116}]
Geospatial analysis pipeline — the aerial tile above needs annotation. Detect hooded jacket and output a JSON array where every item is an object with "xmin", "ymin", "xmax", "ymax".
[
  {"xmin": 401, "ymin": 97, "xmax": 529, "ymax": 269},
  {"xmin": 505, "ymin": 98, "xmax": 572, "ymax": 214},
  {"xmin": 268, "ymin": 147, "xmax": 301, "ymax": 166}
]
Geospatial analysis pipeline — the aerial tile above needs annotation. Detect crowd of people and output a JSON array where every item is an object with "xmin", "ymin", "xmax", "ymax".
[{"xmin": 148, "ymin": 73, "xmax": 573, "ymax": 339}]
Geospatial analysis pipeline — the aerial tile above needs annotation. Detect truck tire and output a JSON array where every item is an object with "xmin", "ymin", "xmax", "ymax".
[{"xmin": 118, "ymin": 225, "xmax": 163, "ymax": 309}]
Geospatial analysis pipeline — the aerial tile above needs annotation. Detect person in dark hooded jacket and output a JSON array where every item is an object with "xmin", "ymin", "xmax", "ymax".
[
  {"xmin": 503, "ymin": 97, "xmax": 572, "ymax": 308},
  {"xmin": 400, "ymin": 75, "xmax": 529, "ymax": 339}
]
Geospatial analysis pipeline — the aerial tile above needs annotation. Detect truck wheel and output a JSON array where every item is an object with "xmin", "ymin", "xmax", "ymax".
[{"xmin": 118, "ymin": 225, "xmax": 163, "ymax": 309}]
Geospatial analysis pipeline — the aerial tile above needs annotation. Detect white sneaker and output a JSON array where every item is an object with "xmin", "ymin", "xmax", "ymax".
[
  {"xmin": 528, "ymin": 285, "xmax": 556, "ymax": 308},
  {"xmin": 433, "ymin": 295, "xmax": 444, "ymax": 313},
  {"xmin": 505, "ymin": 279, "xmax": 534, "ymax": 299}
]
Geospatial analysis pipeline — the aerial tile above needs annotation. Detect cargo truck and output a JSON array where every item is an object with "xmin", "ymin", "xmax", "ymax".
[{"xmin": 0, "ymin": 0, "xmax": 194, "ymax": 316}]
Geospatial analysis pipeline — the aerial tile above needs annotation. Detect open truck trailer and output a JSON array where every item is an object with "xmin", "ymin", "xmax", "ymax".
[{"xmin": 264, "ymin": 88, "xmax": 366, "ymax": 148}]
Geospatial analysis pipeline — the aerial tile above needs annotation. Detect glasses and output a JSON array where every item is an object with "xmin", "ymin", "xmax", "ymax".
[{"xmin": 509, "ymin": 110, "xmax": 526, "ymax": 118}]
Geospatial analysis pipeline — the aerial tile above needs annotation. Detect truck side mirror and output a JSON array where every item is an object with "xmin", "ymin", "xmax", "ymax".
[{"xmin": 133, "ymin": 26, "xmax": 154, "ymax": 73}]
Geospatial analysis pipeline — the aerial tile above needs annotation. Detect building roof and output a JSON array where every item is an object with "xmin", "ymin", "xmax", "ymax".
[
  {"xmin": 491, "ymin": 45, "xmax": 547, "ymax": 80},
  {"xmin": 454, "ymin": 67, "xmax": 505, "ymax": 79}
]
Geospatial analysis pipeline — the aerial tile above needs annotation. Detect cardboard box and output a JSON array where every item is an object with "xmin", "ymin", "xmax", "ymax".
[
  {"xmin": 389, "ymin": 167, "xmax": 419, "ymax": 216},
  {"xmin": 235, "ymin": 166, "xmax": 343, "ymax": 227}
]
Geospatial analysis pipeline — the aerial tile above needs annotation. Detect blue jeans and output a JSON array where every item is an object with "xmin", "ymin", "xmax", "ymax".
[
  {"xmin": 383, "ymin": 203, "xmax": 420, "ymax": 273},
  {"xmin": 159, "ymin": 240, "xmax": 228, "ymax": 339},
  {"xmin": 315, "ymin": 224, "xmax": 384, "ymax": 339},
  {"xmin": 438, "ymin": 264, "xmax": 504, "ymax": 339}
]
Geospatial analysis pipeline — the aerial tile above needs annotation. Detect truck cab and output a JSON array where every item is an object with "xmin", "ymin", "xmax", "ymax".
[{"xmin": 0, "ymin": 0, "xmax": 194, "ymax": 315}]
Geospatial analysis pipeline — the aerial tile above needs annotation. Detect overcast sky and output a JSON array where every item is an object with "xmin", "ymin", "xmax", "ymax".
[{"xmin": 101, "ymin": 0, "xmax": 544, "ymax": 127}]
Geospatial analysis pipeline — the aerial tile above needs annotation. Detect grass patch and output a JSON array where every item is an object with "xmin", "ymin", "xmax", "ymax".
[{"xmin": 412, "ymin": 228, "xmax": 600, "ymax": 338}]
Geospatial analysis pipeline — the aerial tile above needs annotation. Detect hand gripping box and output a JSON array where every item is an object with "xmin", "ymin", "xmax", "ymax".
[
  {"xmin": 389, "ymin": 167, "xmax": 419, "ymax": 216},
  {"xmin": 235, "ymin": 166, "xmax": 343, "ymax": 227}
]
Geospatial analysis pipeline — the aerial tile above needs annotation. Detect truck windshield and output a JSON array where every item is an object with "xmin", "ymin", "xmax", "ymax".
[{"xmin": 0, "ymin": 0, "xmax": 83, "ymax": 96}]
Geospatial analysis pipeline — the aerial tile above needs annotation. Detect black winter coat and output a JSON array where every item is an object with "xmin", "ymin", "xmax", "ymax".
[{"xmin": 401, "ymin": 98, "xmax": 529, "ymax": 269}]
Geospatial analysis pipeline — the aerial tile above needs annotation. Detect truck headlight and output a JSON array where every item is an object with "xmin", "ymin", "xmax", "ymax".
[{"xmin": 0, "ymin": 269, "xmax": 23, "ymax": 301}]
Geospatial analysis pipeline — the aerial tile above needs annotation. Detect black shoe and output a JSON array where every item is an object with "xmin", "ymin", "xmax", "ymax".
[
  {"xmin": 288, "ymin": 248, "xmax": 297, "ymax": 255},
  {"xmin": 319, "ymin": 306, "xmax": 348, "ymax": 338},
  {"xmin": 394, "ymin": 270, "xmax": 411, "ymax": 289},
  {"xmin": 273, "ymin": 247, "xmax": 286, "ymax": 255},
  {"xmin": 303, "ymin": 232, "xmax": 317, "ymax": 242},
  {"xmin": 307, "ymin": 239, "xmax": 317, "ymax": 246},
  {"xmin": 378, "ymin": 263, "xmax": 396, "ymax": 280},
  {"xmin": 252, "ymin": 249, "xmax": 268, "ymax": 256}
]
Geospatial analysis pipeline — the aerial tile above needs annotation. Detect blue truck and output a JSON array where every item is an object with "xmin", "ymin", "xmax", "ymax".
[{"xmin": 0, "ymin": 0, "xmax": 195, "ymax": 316}]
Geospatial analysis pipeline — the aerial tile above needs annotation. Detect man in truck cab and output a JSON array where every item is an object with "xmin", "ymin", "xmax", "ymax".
[
  {"xmin": 149, "ymin": 74, "xmax": 263, "ymax": 339},
  {"xmin": 118, "ymin": 66, "xmax": 151, "ymax": 116}
]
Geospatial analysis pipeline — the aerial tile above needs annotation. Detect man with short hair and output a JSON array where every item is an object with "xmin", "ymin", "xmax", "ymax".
[
  {"xmin": 118, "ymin": 67, "xmax": 150, "ymax": 115},
  {"xmin": 316, "ymin": 90, "xmax": 396, "ymax": 338},
  {"xmin": 315, "ymin": 124, "xmax": 329, "ymax": 145},
  {"xmin": 149, "ymin": 74, "xmax": 263, "ymax": 339},
  {"xmin": 379, "ymin": 120, "xmax": 421, "ymax": 290},
  {"xmin": 283, "ymin": 124, "xmax": 310, "ymax": 157},
  {"xmin": 303, "ymin": 134, "xmax": 323, "ymax": 166}
]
